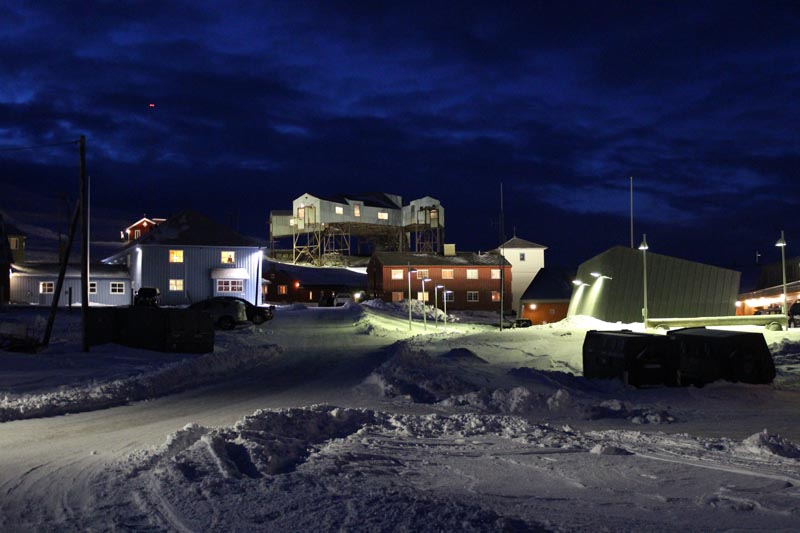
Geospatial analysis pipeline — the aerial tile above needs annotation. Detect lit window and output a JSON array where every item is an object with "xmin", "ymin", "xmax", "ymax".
[
  {"xmin": 442, "ymin": 269, "xmax": 454, "ymax": 280},
  {"xmin": 134, "ymin": 229, "xmax": 141, "ymax": 239},
  {"xmin": 169, "ymin": 279, "xmax": 184, "ymax": 291},
  {"xmin": 467, "ymin": 291, "xmax": 479, "ymax": 302},
  {"xmin": 278, "ymin": 285, "xmax": 288, "ymax": 295},
  {"xmin": 309, "ymin": 291, "xmax": 314, "ymax": 301},
  {"xmin": 110, "ymin": 282, "xmax": 125, "ymax": 294},
  {"xmin": 416, "ymin": 269, "xmax": 429, "ymax": 280},
  {"xmin": 297, "ymin": 207, "xmax": 305, "ymax": 219},
  {"xmin": 40, "ymin": 281, "xmax": 54, "ymax": 294},
  {"xmin": 354, "ymin": 205, "xmax": 361, "ymax": 217},
  {"xmin": 466, "ymin": 269, "xmax": 479, "ymax": 280},
  {"xmin": 445, "ymin": 291, "xmax": 454, "ymax": 302},
  {"xmin": 169, "ymin": 250, "xmax": 184, "ymax": 263},
  {"xmin": 89, "ymin": 282, "xmax": 97, "ymax": 294},
  {"xmin": 9, "ymin": 237, "xmax": 18, "ymax": 250},
  {"xmin": 335, "ymin": 206, "xmax": 344, "ymax": 215},
  {"xmin": 491, "ymin": 269, "xmax": 500, "ymax": 279},
  {"xmin": 289, "ymin": 218, "xmax": 297, "ymax": 226},
  {"xmin": 391, "ymin": 269, "xmax": 404, "ymax": 280},
  {"xmin": 491, "ymin": 291, "xmax": 500, "ymax": 302},
  {"xmin": 519, "ymin": 253, "xmax": 525, "ymax": 261},
  {"xmin": 417, "ymin": 291, "xmax": 430, "ymax": 302},
  {"xmin": 217, "ymin": 279, "xmax": 243, "ymax": 293},
  {"xmin": 392, "ymin": 291, "xmax": 404, "ymax": 302},
  {"xmin": 221, "ymin": 251, "xmax": 235, "ymax": 264},
  {"xmin": 378, "ymin": 212, "xmax": 388, "ymax": 220}
]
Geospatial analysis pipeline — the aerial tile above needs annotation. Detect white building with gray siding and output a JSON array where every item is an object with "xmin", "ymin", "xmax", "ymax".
[
  {"xmin": 103, "ymin": 210, "xmax": 264, "ymax": 306},
  {"xmin": 10, "ymin": 263, "xmax": 131, "ymax": 306}
]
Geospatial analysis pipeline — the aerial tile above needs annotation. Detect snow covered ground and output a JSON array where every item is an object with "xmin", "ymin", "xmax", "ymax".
[{"xmin": 1, "ymin": 301, "xmax": 800, "ymax": 531}]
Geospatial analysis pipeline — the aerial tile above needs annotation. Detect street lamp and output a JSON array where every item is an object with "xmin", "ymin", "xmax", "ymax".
[
  {"xmin": 407, "ymin": 268, "xmax": 417, "ymax": 331},
  {"xmin": 639, "ymin": 234, "xmax": 649, "ymax": 328},
  {"xmin": 444, "ymin": 290, "xmax": 452, "ymax": 325},
  {"xmin": 776, "ymin": 230, "xmax": 787, "ymax": 327},
  {"xmin": 435, "ymin": 285, "xmax": 444, "ymax": 328},
  {"xmin": 421, "ymin": 277, "xmax": 432, "ymax": 330}
]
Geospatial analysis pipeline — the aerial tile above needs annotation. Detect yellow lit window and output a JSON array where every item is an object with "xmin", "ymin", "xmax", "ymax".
[
  {"xmin": 378, "ymin": 212, "xmax": 388, "ymax": 220},
  {"xmin": 169, "ymin": 250, "xmax": 184, "ymax": 263},
  {"xmin": 467, "ymin": 269, "xmax": 479, "ymax": 279},
  {"xmin": 391, "ymin": 269, "xmax": 403, "ymax": 280},
  {"xmin": 491, "ymin": 291, "xmax": 500, "ymax": 302},
  {"xmin": 416, "ymin": 269, "xmax": 429, "ymax": 280},
  {"xmin": 442, "ymin": 269, "xmax": 454, "ymax": 279},
  {"xmin": 491, "ymin": 269, "xmax": 500, "ymax": 279},
  {"xmin": 221, "ymin": 251, "xmax": 235, "ymax": 264},
  {"xmin": 354, "ymin": 205, "xmax": 361, "ymax": 217},
  {"xmin": 335, "ymin": 206, "xmax": 344, "ymax": 214},
  {"xmin": 169, "ymin": 279, "xmax": 184, "ymax": 291},
  {"xmin": 278, "ymin": 285, "xmax": 288, "ymax": 295}
]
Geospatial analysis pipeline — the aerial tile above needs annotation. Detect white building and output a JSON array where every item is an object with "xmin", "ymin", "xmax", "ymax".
[{"xmin": 496, "ymin": 236, "xmax": 547, "ymax": 315}]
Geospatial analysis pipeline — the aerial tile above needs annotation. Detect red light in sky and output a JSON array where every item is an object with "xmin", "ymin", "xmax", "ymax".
[{"xmin": 149, "ymin": 103, "xmax": 156, "ymax": 108}]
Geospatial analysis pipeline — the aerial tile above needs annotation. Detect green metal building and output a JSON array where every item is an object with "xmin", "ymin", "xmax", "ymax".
[{"xmin": 568, "ymin": 246, "xmax": 740, "ymax": 323}]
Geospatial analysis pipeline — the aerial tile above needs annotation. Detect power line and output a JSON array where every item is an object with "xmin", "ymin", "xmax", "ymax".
[{"xmin": 0, "ymin": 140, "xmax": 78, "ymax": 154}]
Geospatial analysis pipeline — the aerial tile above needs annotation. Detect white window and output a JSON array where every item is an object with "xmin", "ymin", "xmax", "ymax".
[
  {"xmin": 354, "ymin": 205, "xmax": 361, "ymax": 217},
  {"xmin": 110, "ymin": 282, "xmax": 125, "ymax": 294},
  {"xmin": 169, "ymin": 250, "xmax": 184, "ymax": 263},
  {"xmin": 221, "ymin": 251, "xmax": 235, "ymax": 264},
  {"xmin": 391, "ymin": 269, "xmax": 404, "ymax": 280},
  {"xmin": 278, "ymin": 285, "xmax": 288, "ymax": 295},
  {"xmin": 491, "ymin": 291, "xmax": 500, "ymax": 302},
  {"xmin": 134, "ymin": 229, "xmax": 141, "ymax": 239},
  {"xmin": 40, "ymin": 281, "xmax": 54, "ymax": 294},
  {"xmin": 519, "ymin": 252, "xmax": 526, "ymax": 261},
  {"xmin": 416, "ymin": 269, "xmax": 429, "ymax": 280},
  {"xmin": 169, "ymin": 279, "xmax": 184, "ymax": 291},
  {"xmin": 445, "ymin": 291, "xmax": 454, "ymax": 302},
  {"xmin": 417, "ymin": 291, "xmax": 430, "ymax": 302},
  {"xmin": 89, "ymin": 282, "xmax": 97, "ymax": 294},
  {"xmin": 335, "ymin": 206, "xmax": 344, "ymax": 215},
  {"xmin": 217, "ymin": 279, "xmax": 243, "ymax": 293},
  {"xmin": 9, "ymin": 237, "xmax": 19, "ymax": 250},
  {"xmin": 378, "ymin": 212, "xmax": 388, "ymax": 220},
  {"xmin": 466, "ymin": 269, "xmax": 479, "ymax": 280},
  {"xmin": 467, "ymin": 291, "xmax": 479, "ymax": 302},
  {"xmin": 491, "ymin": 269, "xmax": 501, "ymax": 279},
  {"xmin": 441, "ymin": 269, "xmax": 454, "ymax": 279},
  {"xmin": 392, "ymin": 291, "xmax": 404, "ymax": 302}
]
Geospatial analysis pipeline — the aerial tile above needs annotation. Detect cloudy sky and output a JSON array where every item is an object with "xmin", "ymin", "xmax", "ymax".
[{"xmin": 1, "ymin": 1, "xmax": 798, "ymax": 268}]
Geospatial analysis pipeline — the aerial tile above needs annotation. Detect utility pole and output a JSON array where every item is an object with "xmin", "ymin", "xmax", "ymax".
[
  {"xmin": 630, "ymin": 176, "xmax": 633, "ymax": 248},
  {"xmin": 80, "ymin": 135, "xmax": 89, "ymax": 352},
  {"xmin": 499, "ymin": 182, "xmax": 505, "ymax": 331}
]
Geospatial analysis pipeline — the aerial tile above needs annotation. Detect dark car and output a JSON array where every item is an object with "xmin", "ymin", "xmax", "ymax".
[
  {"xmin": 188, "ymin": 298, "xmax": 248, "ymax": 330},
  {"xmin": 199, "ymin": 296, "xmax": 274, "ymax": 325},
  {"xmin": 134, "ymin": 287, "xmax": 160, "ymax": 307},
  {"xmin": 514, "ymin": 319, "xmax": 533, "ymax": 328},
  {"xmin": 789, "ymin": 301, "xmax": 800, "ymax": 328}
]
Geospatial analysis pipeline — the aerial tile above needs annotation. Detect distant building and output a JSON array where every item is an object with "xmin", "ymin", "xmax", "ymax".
[
  {"xmin": 121, "ymin": 216, "xmax": 166, "ymax": 243},
  {"xmin": 0, "ymin": 214, "xmax": 15, "ymax": 303},
  {"xmin": 495, "ymin": 236, "xmax": 547, "ymax": 315},
  {"xmin": 737, "ymin": 256, "xmax": 800, "ymax": 315},
  {"xmin": 9, "ymin": 263, "xmax": 130, "ymax": 306},
  {"xmin": 262, "ymin": 260, "xmax": 367, "ymax": 305},
  {"xmin": 367, "ymin": 249, "xmax": 512, "ymax": 312},
  {"xmin": 104, "ymin": 210, "xmax": 264, "ymax": 306},
  {"xmin": 519, "ymin": 267, "xmax": 574, "ymax": 325},
  {"xmin": 569, "ymin": 246, "xmax": 740, "ymax": 323}
]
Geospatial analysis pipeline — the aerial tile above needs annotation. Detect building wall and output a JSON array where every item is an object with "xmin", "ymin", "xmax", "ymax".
[
  {"xmin": 10, "ymin": 276, "xmax": 131, "ymax": 306},
  {"xmin": 293, "ymin": 194, "xmax": 403, "ymax": 228},
  {"xmin": 501, "ymin": 246, "xmax": 545, "ymax": 314},
  {"xmin": 369, "ymin": 263, "xmax": 513, "ymax": 312},
  {"xmin": 519, "ymin": 299, "xmax": 569, "ymax": 325},
  {"xmin": 568, "ymin": 246, "xmax": 740, "ymax": 323},
  {"xmin": 129, "ymin": 245, "xmax": 261, "ymax": 305}
]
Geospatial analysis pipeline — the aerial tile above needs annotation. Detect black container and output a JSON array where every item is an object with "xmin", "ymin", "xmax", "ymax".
[
  {"xmin": 667, "ymin": 327, "xmax": 775, "ymax": 385},
  {"xmin": 583, "ymin": 330, "xmax": 677, "ymax": 387}
]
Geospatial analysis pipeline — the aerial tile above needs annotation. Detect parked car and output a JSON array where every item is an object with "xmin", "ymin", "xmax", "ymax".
[
  {"xmin": 134, "ymin": 287, "xmax": 160, "ymax": 307},
  {"xmin": 188, "ymin": 298, "xmax": 248, "ymax": 330},
  {"xmin": 789, "ymin": 300, "xmax": 800, "ymax": 328},
  {"xmin": 333, "ymin": 293, "xmax": 352, "ymax": 306},
  {"xmin": 514, "ymin": 319, "xmax": 533, "ymax": 328},
  {"xmin": 207, "ymin": 296, "xmax": 274, "ymax": 324}
]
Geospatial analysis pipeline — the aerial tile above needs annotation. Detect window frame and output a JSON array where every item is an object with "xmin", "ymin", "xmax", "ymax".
[
  {"xmin": 491, "ymin": 291, "xmax": 500, "ymax": 302},
  {"xmin": 354, "ymin": 205, "xmax": 361, "ymax": 217},
  {"xmin": 169, "ymin": 249, "xmax": 184, "ymax": 263},
  {"xmin": 278, "ymin": 285, "xmax": 288, "ymax": 295},
  {"xmin": 391, "ymin": 291, "xmax": 404, "ymax": 302},
  {"xmin": 221, "ymin": 251, "xmax": 236, "ymax": 264},
  {"xmin": 377, "ymin": 211, "xmax": 389, "ymax": 220},
  {"xmin": 416, "ymin": 269, "xmax": 429, "ymax": 280},
  {"xmin": 467, "ymin": 291, "xmax": 479, "ymax": 302},
  {"xmin": 40, "ymin": 281, "xmax": 55, "ymax": 294},
  {"xmin": 417, "ymin": 291, "xmax": 430, "ymax": 302},
  {"xmin": 441, "ymin": 269, "xmax": 454, "ymax": 280},
  {"xmin": 110, "ymin": 282, "xmax": 126, "ymax": 294},
  {"xmin": 519, "ymin": 252, "xmax": 526, "ymax": 261},
  {"xmin": 217, "ymin": 279, "xmax": 243, "ymax": 293},
  {"xmin": 391, "ymin": 269, "xmax": 404, "ymax": 280},
  {"xmin": 9, "ymin": 237, "xmax": 19, "ymax": 250},
  {"xmin": 491, "ymin": 269, "xmax": 501, "ymax": 280},
  {"xmin": 444, "ymin": 291, "xmax": 454, "ymax": 302},
  {"xmin": 466, "ymin": 269, "xmax": 479, "ymax": 280},
  {"xmin": 169, "ymin": 279, "xmax": 184, "ymax": 291},
  {"xmin": 89, "ymin": 281, "xmax": 97, "ymax": 294}
]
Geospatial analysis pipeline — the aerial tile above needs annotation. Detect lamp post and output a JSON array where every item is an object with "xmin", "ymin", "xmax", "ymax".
[
  {"xmin": 435, "ymin": 285, "xmax": 444, "ymax": 328},
  {"xmin": 444, "ymin": 289, "xmax": 451, "ymax": 325},
  {"xmin": 421, "ymin": 277, "xmax": 432, "ymax": 330},
  {"xmin": 407, "ymin": 268, "xmax": 417, "ymax": 331},
  {"xmin": 776, "ymin": 230, "xmax": 787, "ymax": 328},
  {"xmin": 639, "ymin": 234, "xmax": 649, "ymax": 328}
]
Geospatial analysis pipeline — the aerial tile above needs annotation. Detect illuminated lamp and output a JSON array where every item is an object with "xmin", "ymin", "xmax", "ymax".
[
  {"xmin": 529, "ymin": 303, "xmax": 537, "ymax": 310},
  {"xmin": 776, "ymin": 230, "xmax": 787, "ymax": 325}
]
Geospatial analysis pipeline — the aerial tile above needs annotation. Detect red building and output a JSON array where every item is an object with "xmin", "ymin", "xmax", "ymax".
[
  {"xmin": 368, "ymin": 251, "xmax": 512, "ymax": 312},
  {"xmin": 121, "ymin": 216, "xmax": 166, "ymax": 242}
]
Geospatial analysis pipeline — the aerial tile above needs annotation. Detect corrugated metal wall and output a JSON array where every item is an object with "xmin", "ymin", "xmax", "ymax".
[
  {"xmin": 568, "ymin": 246, "xmax": 740, "ymax": 322},
  {"xmin": 138, "ymin": 245, "xmax": 261, "ymax": 306},
  {"xmin": 10, "ymin": 276, "xmax": 131, "ymax": 306}
]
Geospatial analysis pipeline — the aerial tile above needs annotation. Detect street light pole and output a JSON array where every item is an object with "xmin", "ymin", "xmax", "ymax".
[
  {"xmin": 435, "ymin": 284, "xmax": 443, "ymax": 328},
  {"xmin": 776, "ymin": 230, "xmax": 787, "ymax": 328},
  {"xmin": 407, "ymin": 267, "xmax": 417, "ymax": 331},
  {"xmin": 639, "ymin": 234, "xmax": 649, "ymax": 328},
  {"xmin": 422, "ymin": 277, "xmax": 431, "ymax": 330},
  {"xmin": 444, "ymin": 289, "xmax": 450, "ymax": 325}
]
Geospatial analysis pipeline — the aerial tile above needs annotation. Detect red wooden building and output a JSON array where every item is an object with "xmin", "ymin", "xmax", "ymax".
[
  {"xmin": 121, "ymin": 216, "xmax": 166, "ymax": 242},
  {"xmin": 367, "ymin": 251, "xmax": 512, "ymax": 312}
]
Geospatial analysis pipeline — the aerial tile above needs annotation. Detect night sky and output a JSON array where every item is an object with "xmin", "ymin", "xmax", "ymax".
[{"xmin": 1, "ymin": 1, "xmax": 798, "ymax": 270}]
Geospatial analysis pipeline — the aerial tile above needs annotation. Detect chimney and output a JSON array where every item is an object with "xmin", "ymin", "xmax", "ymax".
[{"xmin": 443, "ymin": 243, "xmax": 456, "ymax": 257}]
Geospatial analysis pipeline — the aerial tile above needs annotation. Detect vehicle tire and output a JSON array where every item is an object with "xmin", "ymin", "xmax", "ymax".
[
  {"xmin": 252, "ymin": 313, "xmax": 265, "ymax": 325},
  {"xmin": 217, "ymin": 316, "xmax": 235, "ymax": 330}
]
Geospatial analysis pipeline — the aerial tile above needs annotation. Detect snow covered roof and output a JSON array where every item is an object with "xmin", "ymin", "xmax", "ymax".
[
  {"xmin": 521, "ymin": 267, "xmax": 575, "ymax": 301},
  {"xmin": 371, "ymin": 251, "xmax": 511, "ymax": 267},
  {"xmin": 116, "ymin": 210, "xmax": 261, "ymax": 250},
  {"xmin": 498, "ymin": 236, "xmax": 547, "ymax": 250},
  {"xmin": 264, "ymin": 259, "xmax": 366, "ymax": 287},
  {"xmin": 11, "ymin": 262, "xmax": 130, "ymax": 279}
]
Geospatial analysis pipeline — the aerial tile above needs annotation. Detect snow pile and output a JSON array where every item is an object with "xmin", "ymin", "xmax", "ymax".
[
  {"xmin": 0, "ymin": 343, "xmax": 283, "ymax": 421},
  {"xmin": 362, "ymin": 298, "xmax": 457, "ymax": 322},
  {"xmin": 440, "ymin": 386, "xmax": 545, "ymax": 414},
  {"xmin": 738, "ymin": 430, "xmax": 800, "ymax": 459},
  {"xmin": 586, "ymin": 399, "xmax": 676, "ymax": 425}
]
